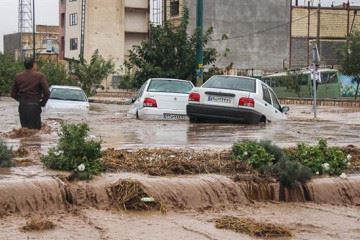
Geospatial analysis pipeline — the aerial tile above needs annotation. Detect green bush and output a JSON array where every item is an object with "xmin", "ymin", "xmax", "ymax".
[
  {"xmin": 288, "ymin": 139, "xmax": 347, "ymax": 175},
  {"xmin": 41, "ymin": 123, "xmax": 103, "ymax": 180},
  {"xmin": 232, "ymin": 140, "xmax": 274, "ymax": 173},
  {"xmin": 0, "ymin": 139, "xmax": 12, "ymax": 167},
  {"xmin": 257, "ymin": 140, "xmax": 284, "ymax": 163},
  {"xmin": 272, "ymin": 157, "xmax": 313, "ymax": 187}
]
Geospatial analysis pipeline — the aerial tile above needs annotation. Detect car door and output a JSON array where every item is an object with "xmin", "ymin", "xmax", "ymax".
[
  {"xmin": 269, "ymin": 88, "xmax": 286, "ymax": 120},
  {"xmin": 257, "ymin": 84, "xmax": 275, "ymax": 121}
]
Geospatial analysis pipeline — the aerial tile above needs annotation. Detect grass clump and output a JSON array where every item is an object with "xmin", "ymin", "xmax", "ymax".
[
  {"xmin": 215, "ymin": 216, "xmax": 292, "ymax": 238},
  {"xmin": 0, "ymin": 139, "xmax": 12, "ymax": 167},
  {"xmin": 41, "ymin": 123, "xmax": 103, "ymax": 180}
]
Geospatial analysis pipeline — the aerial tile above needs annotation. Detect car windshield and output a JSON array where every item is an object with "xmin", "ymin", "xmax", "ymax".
[
  {"xmin": 50, "ymin": 88, "xmax": 87, "ymax": 102},
  {"xmin": 203, "ymin": 76, "xmax": 256, "ymax": 92},
  {"xmin": 147, "ymin": 79, "xmax": 193, "ymax": 94}
]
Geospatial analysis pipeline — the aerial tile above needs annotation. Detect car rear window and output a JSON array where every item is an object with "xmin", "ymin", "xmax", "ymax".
[
  {"xmin": 203, "ymin": 76, "xmax": 256, "ymax": 92},
  {"xmin": 50, "ymin": 88, "xmax": 87, "ymax": 102},
  {"xmin": 147, "ymin": 79, "xmax": 193, "ymax": 94}
]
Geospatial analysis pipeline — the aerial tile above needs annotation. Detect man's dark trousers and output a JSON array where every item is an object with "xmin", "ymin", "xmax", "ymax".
[{"xmin": 19, "ymin": 102, "xmax": 42, "ymax": 129}]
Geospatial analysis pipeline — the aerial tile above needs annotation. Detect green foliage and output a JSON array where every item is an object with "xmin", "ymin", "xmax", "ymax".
[
  {"xmin": 288, "ymin": 139, "xmax": 347, "ymax": 176},
  {"xmin": 0, "ymin": 139, "xmax": 12, "ymax": 168},
  {"xmin": 232, "ymin": 140, "xmax": 274, "ymax": 173},
  {"xmin": 0, "ymin": 53, "xmax": 22, "ymax": 95},
  {"xmin": 272, "ymin": 157, "xmax": 313, "ymax": 188},
  {"xmin": 37, "ymin": 60, "xmax": 74, "ymax": 87},
  {"xmin": 71, "ymin": 50, "xmax": 115, "ymax": 96},
  {"xmin": 257, "ymin": 140, "xmax": 284, "ymax": 163},
  {"xmin": 338, "ymin": 30, "xmax": 360, "ymax": 99},
  {"xmin": 41, "ymin": 123, "xmax": 103, "ymax": 180},
  {"xmin": 124, "ymin": 8, "xmax": 219, "ymax": 88}
]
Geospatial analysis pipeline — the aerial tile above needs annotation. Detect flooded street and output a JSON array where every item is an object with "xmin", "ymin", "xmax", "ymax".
[{"xmin": 1, "ymin": 97, "xmax": 359, "ymax": 150}]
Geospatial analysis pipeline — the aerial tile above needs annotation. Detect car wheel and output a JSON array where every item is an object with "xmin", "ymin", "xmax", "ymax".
[
  {"xmin": 260, "ymin": 116, "xmax": 266, "ymax": 124},
  {"xmin": 136, "ymin": 110, "xmax": 139, "ymax": 120}
]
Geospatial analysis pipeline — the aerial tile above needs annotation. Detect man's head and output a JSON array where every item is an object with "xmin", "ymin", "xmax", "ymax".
[{"xmin": 24, "ymin": 58, "xmax": 35, "ymax": 70}]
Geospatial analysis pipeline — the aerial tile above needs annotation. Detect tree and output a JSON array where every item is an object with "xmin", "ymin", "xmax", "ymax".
[
  {"xmin": 338, "ymin": 30, "xmax": 360, "ymax": 100},
  {"xmin": 71, "ymin": 50, "xmax": 115, "ymax": 96},
  {"xmin": 37, "ymin": 60, "xmax": 74, "ymax": 87},
  {"xmin": 124, "ymin": 9, "xmax": 218, "ymax": 88},
  {"xmin": 0, "ymin": 53, "xmax": 22, "ymax": 96}
]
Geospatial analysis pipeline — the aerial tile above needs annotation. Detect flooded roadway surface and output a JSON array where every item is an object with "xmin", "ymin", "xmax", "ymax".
[{"xmin": 0, "ymin": 97, "xmax": 359, "ymax": 150}]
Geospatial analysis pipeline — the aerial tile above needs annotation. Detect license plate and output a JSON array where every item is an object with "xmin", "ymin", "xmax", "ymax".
[
  {"xmin": 208, "ymin": 95, "xmax": 233, "ymax": 104},
  {"xmin": 163, "ymin": 113, "xmax": 186, "ymax": 120}
]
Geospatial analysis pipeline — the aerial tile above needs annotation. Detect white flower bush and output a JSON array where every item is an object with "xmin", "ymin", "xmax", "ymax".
[{"xmin": 77, "ymin": 163, "xmax": 86, "ymax": 172}]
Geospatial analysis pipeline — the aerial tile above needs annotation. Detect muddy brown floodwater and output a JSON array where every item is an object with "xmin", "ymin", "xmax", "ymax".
[
  {"xmin": 0, "ymin": 97, "xmax": 359, "ymax": 150},
  {"xmin": 1, "ymin": 97, "xmax": 360, "ymax": 240}
]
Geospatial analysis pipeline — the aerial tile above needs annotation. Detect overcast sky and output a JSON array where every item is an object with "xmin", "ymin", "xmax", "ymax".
[{"xmin": 1, "ymin": 0, "xmax": 360, "ymax": 52}]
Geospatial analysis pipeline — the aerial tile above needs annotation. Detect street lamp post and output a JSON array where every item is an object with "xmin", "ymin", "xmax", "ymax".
[{"xmin": 195, "ymin": 0, "xmax": 204, "ymax": 86}]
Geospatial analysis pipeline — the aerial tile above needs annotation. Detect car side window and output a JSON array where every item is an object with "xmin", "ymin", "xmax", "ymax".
[
  {"xmin": 136, "ymin": 82, "xmax": 147, "ymax": 99},
  {"xmin": 262, "ymin": 85, "xmax": 272, "ymax": 105},
  {"xmin": 269, "ymin": 89, "xmax": 281, "ymax": 111}
]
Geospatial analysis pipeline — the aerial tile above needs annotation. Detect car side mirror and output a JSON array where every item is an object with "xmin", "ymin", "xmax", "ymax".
[{"xmin": 282, "ymin": 106, "xmax": 290, "ymax": 114}]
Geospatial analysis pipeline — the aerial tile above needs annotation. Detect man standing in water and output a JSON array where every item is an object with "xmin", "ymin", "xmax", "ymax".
[{"xmin": 11, "ymin": 59, "xmax": 50, "ymax": 129}]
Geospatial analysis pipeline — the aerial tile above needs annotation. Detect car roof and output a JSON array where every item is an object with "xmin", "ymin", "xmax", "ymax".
[
  {"xmin": 50, "ymin": 85, "xmax": 83, "ymax": 90},
  {"xmin": 150, "ymin": 78, "xmax": 192, "ymax": 83}
]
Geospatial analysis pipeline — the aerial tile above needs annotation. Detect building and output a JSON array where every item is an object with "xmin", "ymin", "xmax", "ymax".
[
  {"xmin": 290, "ymin": 3, "xmax": 360, "ymax": 68},
  {"xmin": 3, "ymin": 25, "xmax": 60, "ymax": 60},
  {"xmin": 164, "ymin": 0, "xmax": 291, "ymax": 74},
  {"xmin": 60, "ymin": 0, "xmax": 149, "ymax": 89}
]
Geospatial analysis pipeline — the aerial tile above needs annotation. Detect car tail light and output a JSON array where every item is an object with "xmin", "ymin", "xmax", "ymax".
[
  {"xmin": 189, "ymin": 92, "xmax": 200, "ymax": 102},
  {"xmin": 239, "ymin": 97, "xmax": 255, "ymax": 108},
  {"xmin": 143, "ymin": 98, "xmax": 157, "ymax": 107}
]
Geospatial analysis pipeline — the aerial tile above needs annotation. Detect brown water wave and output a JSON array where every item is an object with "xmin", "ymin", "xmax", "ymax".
[{"xmin": 1, "ymin": 174, "xmax": 359, "ymax": 216}]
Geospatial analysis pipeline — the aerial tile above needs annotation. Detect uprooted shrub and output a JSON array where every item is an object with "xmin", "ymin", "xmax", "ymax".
[
  {"xmin": 0, "ymin": 139, "xmax": 12, "ymax": 167},
  {"xmin": 272, "ymin": 157, "xmax": 313, "ymax": 188},
  {"xmin": 232, "ymin": 140, "xmax": 313, "ymax": 187},
  {"xmin": 287, "ymin": 139, "xmax": 347, "ymax": 176},
  {"xmin": 41, "ymin": 123, "xmax": 103, "ymax": 180}
]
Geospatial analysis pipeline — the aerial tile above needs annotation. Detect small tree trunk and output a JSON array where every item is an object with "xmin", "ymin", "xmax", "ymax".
[{"xmin": 355, "ymin": 82, "xmax": 360, "ymax": 101}]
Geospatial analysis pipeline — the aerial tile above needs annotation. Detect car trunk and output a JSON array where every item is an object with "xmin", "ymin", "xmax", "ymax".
[
  {"xmin": 147, "ymin": 92, "xmax": 188, "ymax": 110},
  {"xmin": 198, "ymin": 88, "xmax": 251, "ymax": 107}
]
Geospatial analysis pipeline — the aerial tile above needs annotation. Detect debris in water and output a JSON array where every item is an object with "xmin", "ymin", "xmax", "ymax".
[
  {"xmin": 107, "ymin": 179, "xmax": 161, "ymax": 211},
  {"xmin": 22, "ymin": 217, "xmax": 56, "ymax": 232},
  {"xmin": 214, "ymin": 216, "xmax": 292, "ymax": 239},
  {"xmin": 12, "ymin": 146, "xmax": 29, "ymax": 158},
  {"xmin": 102, "ymin": 148, "xmax": 243, "ymax": 176},
  {"xmin": 3, "ymin": 128, "xmax": 38, "ymax": 139}
]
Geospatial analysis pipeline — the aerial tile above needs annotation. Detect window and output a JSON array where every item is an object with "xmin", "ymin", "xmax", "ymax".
[
  {"xmin": 69, "ymin": 0, "xmax": 77, "ymax": 2},
  {"xmin": 69, "ymin": 13, "xmax": 78, "ymax": 26},
  {"xmin": 50, "ymin": 88, "xmax": 87, "ymax": 102},
  {"xmin": 269, "ymin": 89, "xmax": 281, "ymax": 111},
  {"xmin": 262, "ymin": 85, "xmax": 272, "ymax": 104},
  {"xmin": 203, "ymin": 76, "xmax": 256, "ymax": 93},
  {"xmin": 147, "ymin": 79, "xmax": 193, "ymax": 94},
  {"xmin": 170, "ymin": 0, "xmax": 180, "ymax": 17},
  {"xmin": 70, "ymin": 38, "xmax": 78, "ymax": 50}
]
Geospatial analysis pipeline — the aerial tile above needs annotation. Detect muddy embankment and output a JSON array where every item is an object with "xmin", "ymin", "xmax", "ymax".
[{"xmin": 1, "ymin": 173, "xmax": 360, "ymax": 217}]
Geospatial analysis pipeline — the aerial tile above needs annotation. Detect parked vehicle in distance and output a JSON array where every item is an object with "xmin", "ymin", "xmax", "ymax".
[
  {"xmin": 186, "ymin": 75, "xmax": 289, "ymax": 124},
  {"xmin": 44, "ymin": 85, "xmax": 89, "ymax": 112},
  {"xmin": 128, "ymin": 78, "xmax": 194, "ymax": 120}
]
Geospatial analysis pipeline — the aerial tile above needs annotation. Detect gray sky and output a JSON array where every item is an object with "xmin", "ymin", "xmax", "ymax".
[{"xmin": 1, "ymin": 0, "xmax": 360, "ymax": 52}]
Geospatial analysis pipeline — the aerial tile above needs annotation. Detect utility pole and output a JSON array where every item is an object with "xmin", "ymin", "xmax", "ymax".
[
  {"xmin": 316, "ymin": 3, "xmax": 320, "ymax": 56},
  {"xmin": 195, "ymin": 0, "xmax": 204, "ymax": 86},
  {"xmin": 32, "ymin": 0, "xmax": 35, "ymax": 60}
]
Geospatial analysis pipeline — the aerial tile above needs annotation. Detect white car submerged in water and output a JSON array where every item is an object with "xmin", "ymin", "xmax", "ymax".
[
  {"xmin": 44, "ymin": 85, "xmax": 89, "ymax": 112},
  {"xmin": 128, "ymin": 78, "xmax": 194, "ymax": 120},
  {"xmin": 186, "ymin": 75, "xmax": 289, "ymax": 124}
]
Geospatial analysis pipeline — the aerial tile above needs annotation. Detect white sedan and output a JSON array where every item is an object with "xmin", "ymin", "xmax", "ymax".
[
  {"xmin": 44, "ymin": 85, "xmax": 89, "ymax": 112},
  {"xmin": 186, "ymin": 75, "xmax": 289, "ymax": 124},
  {"xmin": 128, "ymin": 78, "xmax": 194, "ymax": 120}
]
